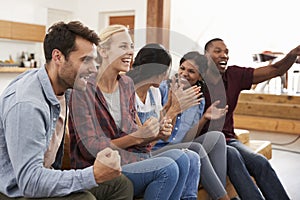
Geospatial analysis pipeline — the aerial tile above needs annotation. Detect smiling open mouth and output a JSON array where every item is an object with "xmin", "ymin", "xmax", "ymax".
[
  {"xmin": 219, "ymin": 61, "xmax": 227, "ymax": 68},
  {"xmin": 80, "ymin": 73, "xmax": 92, "ymax": 83},
  {"xmin": 122, "ymin": 58, "xmax": 131, "ymax": 64}
]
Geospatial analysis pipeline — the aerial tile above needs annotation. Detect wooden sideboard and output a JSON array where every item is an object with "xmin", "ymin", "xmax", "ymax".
[{"xmin": 234, "ymin": 91, "xmax": 300, "ymax": 135}]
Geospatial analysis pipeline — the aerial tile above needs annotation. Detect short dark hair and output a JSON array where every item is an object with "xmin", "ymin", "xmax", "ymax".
[
  {"xmin": 180, "ymin": 51, "xmax": 208, "ymax": 75},
  {"xmin": 43, "ymin": 21, "xmax": 100, "ymax": 63},
  {"xmin": 204, "ymin": 38, "xmax": 223, "ymax": 52},
  {"xmin": 127, "ymin": 43, "xmax": 172, "ymax": 84}
]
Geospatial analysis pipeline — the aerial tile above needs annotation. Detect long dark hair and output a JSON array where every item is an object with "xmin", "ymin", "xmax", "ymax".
[
  {"xmin": 179, "ymin": 51, "xmax": 208, "ymax": 89},
  {"xmin": 126, "ymin": 43, "xmax": 172, "ymax": 84},
  {"xmin": 180, "ymin": 51, "xmax": 208, "ymax": 75}
]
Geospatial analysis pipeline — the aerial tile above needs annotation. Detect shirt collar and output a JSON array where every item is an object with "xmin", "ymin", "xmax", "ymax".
[{"xmin": 37, "ymin": 67, "xmax": 60, "ymax": 106}]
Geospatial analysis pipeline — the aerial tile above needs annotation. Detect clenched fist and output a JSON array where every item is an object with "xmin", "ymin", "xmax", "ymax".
[
  {"xmin": 158, "ymin": 117, "xmax": 173, "ymax": 141},
  {"xmin": 93, "ymin": 147, "xmax": 122, "ymax": 184}
]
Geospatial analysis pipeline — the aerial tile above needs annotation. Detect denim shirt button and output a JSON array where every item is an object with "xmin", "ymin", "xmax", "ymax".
[
  {"xmin": 177, "ymin": 116, "xmax": 180, "ymax": 119},
  {"xmin": 175, "ymin": 127, "xmax": 178, "ymax": 130},
  {"xmin": 53, "ymin": 118, "xmax": 57, "ymax": 121}
]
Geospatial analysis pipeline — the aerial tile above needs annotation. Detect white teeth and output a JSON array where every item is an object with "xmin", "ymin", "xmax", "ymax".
[
  {"xmin": 81, "ymin": 74, "xmax": 90, "ymax": 81},
  {"xmin": 122, "ymin": 58, "xmax": 132, "ymax": 63},
  {"xmin": 219, "ymin": 61, "xmax": 227, "ymax": 68},
  {"xmin": 180, "ymin": 77, "xmax": 188, "ymax": 82}
]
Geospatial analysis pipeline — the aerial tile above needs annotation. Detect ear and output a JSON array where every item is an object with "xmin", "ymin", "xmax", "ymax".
[
  {"xmin": 98, "ymin": 47, "xmax": 108, "ymax": 59},
  {"xmin": 52, "ymin": 49, "xmax": 65, "ymax": 63}
]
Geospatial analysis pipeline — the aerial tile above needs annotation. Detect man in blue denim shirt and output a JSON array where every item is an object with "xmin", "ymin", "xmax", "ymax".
[{"xmin": 0, "ymin": 21, "xmax": 133, "ymax": 200}]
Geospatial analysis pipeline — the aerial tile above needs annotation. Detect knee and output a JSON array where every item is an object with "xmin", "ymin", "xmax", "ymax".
[
  {"xmin": 86, "ymin": 193, "xmax": 97, "ymax": 200},
  {"xmin": 227, "ymin": 145, "xmax": 243, "ymax": 163},
  {"xmin": 200, "ymin": 131, "xmax": 226, "ymax": 152},
  {"xmin": 168, "ymin": 149, "xmax": 190, "ymax": 167},
  {"xmin": 253, "ymin": 154, "xmax": 270, "ymax": 168},
  {"xmin": 227, "ymin": 145, "xmax": 239, "ymax": 155},
  {"xmin": 145, "ymin": 157, "xmax": 181, "ymax": 186},
  {"xmin": 185, "ymin": 150, "xmax": 201, "ymax": 169},
  {"xmin": 207, "ymin": 131, "xmax": 226, "ymax": 148},
  {"xmin": 215, "ymin": 131, "xmax": 226, "ymax": 144},
  {"xmin": 78, "ymin": 191, "xmax": 97, "ymax": 200},
  {"xmin": 189, "ymin": 142, "xmax": 205, "ymax": 156},
  {"xmin": 163, "ymin": 159, "xmax": 180, "ymax": 183},
  {"xmin": 177, "ymin": 151, "xmax": 191, "ymax": 170},
  {"xmin": 119, "ymin": 174, "xmax": 134, "ymax": 194},
  {"xmin": 209, "ymin": 131, "xmax": 226, "ymax": 140}
]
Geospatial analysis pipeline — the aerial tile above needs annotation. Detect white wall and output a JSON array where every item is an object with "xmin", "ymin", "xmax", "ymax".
[
  {"xmin": 0, "ymin": 0, "xmax": 147, "ymax": 94},
  {"xmin": 1, "ymin": 0, "xmax": 299, "ymax": 94},
  {"xmin": 170, "ymin": 0, "xmax": 300, "ymax": 67},
  {"xmin": 169, "ymin": 0, "xmax": 300, "ymax": 93},
  {"xmin": 0, "ymin": 0, "xmax": 147, "ymax": 58}
]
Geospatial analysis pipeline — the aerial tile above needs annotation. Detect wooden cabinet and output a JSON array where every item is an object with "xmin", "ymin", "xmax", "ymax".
[
  {"xmin": 0, "ymin": 20, "xmax": 45, "ymax": 42},
  {"xmin": 11, "ymin": 21, "xmax": 45, "ymax": 42},
  {"xmin": 0, "ymin": 20, "xmax": 11, "ymax": 39}
]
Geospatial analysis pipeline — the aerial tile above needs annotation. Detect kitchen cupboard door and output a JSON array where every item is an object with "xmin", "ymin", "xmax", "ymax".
[
  {"xmin": 11, "ymin": 22, "xmax": 45, "ymax": 42},
  {"xmin": 0, "ymin": 20, "xmax": 11, "ymax": 39}
]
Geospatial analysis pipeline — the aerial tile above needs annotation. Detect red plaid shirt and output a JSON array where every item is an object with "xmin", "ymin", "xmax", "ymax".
[{"xmin": 68, "ymin": 74, "xmax": 150, "ymax": 169}]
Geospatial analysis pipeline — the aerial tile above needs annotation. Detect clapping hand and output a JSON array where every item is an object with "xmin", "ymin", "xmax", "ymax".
[
  {"xmin": 203, "ymin": 100, "xmax": 228, "ymax": 120},
  {"xmin": 165, "ymin": 75, "xmax": 202, "ymax": 115}
]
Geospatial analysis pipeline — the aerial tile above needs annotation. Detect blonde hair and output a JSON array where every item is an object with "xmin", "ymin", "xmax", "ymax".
[{"xmin": 98, "ymin": 24, "xmax": 128, "ymax": 48}]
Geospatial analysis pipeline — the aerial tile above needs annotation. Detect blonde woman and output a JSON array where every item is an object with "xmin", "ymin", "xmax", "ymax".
[{"xmin": 68, "ymin": 25, "xmax": 194, "ymax": 200}]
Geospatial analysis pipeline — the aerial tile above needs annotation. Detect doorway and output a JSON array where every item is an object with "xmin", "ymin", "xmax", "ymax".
[
  {"xmin": 109, "ymin": 15, "xmax": 135, "ymax": 42},
  {"xmin": 109, "ymin": 15, "xmax": 135, "ymax": 30}
]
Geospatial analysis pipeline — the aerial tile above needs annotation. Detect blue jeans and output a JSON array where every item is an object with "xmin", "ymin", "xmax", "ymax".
[
  {"xmin": 178, "ymin": 150, "xmax": 200, "ymax": 200},
  {"xmin": 122, "ymin": 149, "xmax": 189, "ymax": 200},
  {"xmin": 152, "ymin": 146, "xmax": 200, "ymax": 200},
  {"xmin": 227, "ymin": 139, "xmax": 290, "ymax": 200}
]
